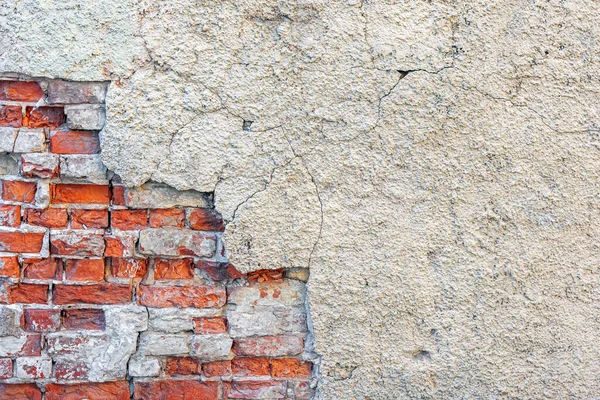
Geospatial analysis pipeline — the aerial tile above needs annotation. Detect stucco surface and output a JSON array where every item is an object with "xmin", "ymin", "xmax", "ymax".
[{"xmin": 3, "ymin": 0, "xmax": 600, "ymax": 398}]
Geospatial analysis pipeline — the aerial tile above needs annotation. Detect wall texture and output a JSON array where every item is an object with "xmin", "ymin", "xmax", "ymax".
[{"xmin": 2, "ymin": 0, "xmax": 600, "ymax": 398}]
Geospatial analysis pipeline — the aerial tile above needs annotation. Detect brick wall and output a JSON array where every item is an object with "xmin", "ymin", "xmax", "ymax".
[{"xmin": 0, "ymin": 78, "xmax": 315, "ymax": 399}]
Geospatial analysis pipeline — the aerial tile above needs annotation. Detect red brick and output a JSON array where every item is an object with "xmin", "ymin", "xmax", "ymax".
[
  {"xmin": 2, "ymin": 180, "xmax": 36, "ymax": 203},
  {"xmin": 70, "ymin": 209, "xmax": 108, "ymax": 229},
  {"xmin": 50, "ymin": 130, "xmax": 101, "ymax": 154},
  {"xmin": 154, "ymin": 258, "xmax": 194, "ymax": 280},
  {"xmin": 62, "ymin": 308, "xmax": 105, "ymax": 330},
  {"xmin": 0, "ymin": 204, "xmax": 20, "ymax": 227},
  {"xmin": 0, "ymin": 105, "xmax": 22, "ymax": 127},
  {"xmin": 8, "ymin": 284, "xmax": 48, "ymax": 304},
  {"xmin": 104, "ymin": 234, "xmax": 135, "ymax": 257},
  {"xmin": 224, "ymin": 381, "xmax": 286, "ymax": 399},
  {"xmin": 0, "ymin": 383, "xmax": 42, "ymax": 400},
  {"xmin": 53, "ymin": 360, "xmax": 89, "ymax": 380},
  {"xmin": 271, "ymin": 358, "xmax": 312, "ymax": 378},
  {"xmin": 188, "ymin": 208, "xmax": 224, "ymax": 231},
  {"xmin": 149, "ymin": 208, "xmax": 185, "ymax": 228},
  {"xmin": 50, "ymin": 232, "xmax": 105, "ymax": 257},
  {"xmin": 196, "ymin": 261, "xmax": 246, "ymax": 281},
  {"xmin": 50, "ymin": 183, "xmax": 110, "ymax": 204},
  {"xmin": 0, "ymin": 231, "xmax": 44, "ymax": 253},
  {"xmin": 111, "ymin": 209, "xmax": 147, "ymax": 230},
  {"xmin": 46, "ymin": 382, "xmax": 130, "ymax": 400},
  {"xmin": 232, "ymin": 336, "xmax": 303, "ymax": 357},
  {"xmin": 203, "ymin": 360, "xmax": 231, "ymax": 378},
  {"xmin": 53, "ymin": 283, "xmax": 131, "ymax": 305},
  {"xmin": 134, "ymin": 381, "xmax": 218, "ymax": 400},
  {"xmin": 23, "ymin": 258, "xmax": 61, "ymax": 280},
  {"xmin": 194, "ymin": 317, "xmax": 228, "ymax": 334},
  {"xmin": 248, "ymin": 269, "xmax": 284, "ymax": 284},
  {"xmin": 0, "ymin": 81, "xmax": 44, "ymax": 102},
  {"xmin": 25, "ymin": 208, "xmax": 68, "ymax": 228},
  {"xmin": 0, "ymin": 256, "xmax": 19, "ymax": 278},
  {"xmin": 110, "ymin": 258, "xmax": 148, "ymax": 279},
  {"xmin": 24, "ymin": 106, "xmax": 65, "ymax": 129},
  {"xmin": 21, "ymin": 309, "xmax": 60, "ymax": 332},
  {"xmin": 232, "ymin": 357, "xmax": 270, "ymax": 377},
  {"xmin": 64, "ymin": 259, "xmax": 105, "ymax": 282},
  {"xmin": 111, "ymin": 186, "xmax": 125, "ymax": 206},
  {"xmin": 0, "ymin": 358, "xmax": 12, "ymax": 379},
  {"xmin": 165, "ymin": 357, "xmax": 202, "ymax": 376},
  {"xmin": 137, "ymin": 285, "xmax": 226, "ymax": 308}
]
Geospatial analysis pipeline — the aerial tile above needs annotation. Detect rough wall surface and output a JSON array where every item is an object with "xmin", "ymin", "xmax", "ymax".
[{"xmin": 2, "ymin": 1, "xmax": 600, "ymax": 398}]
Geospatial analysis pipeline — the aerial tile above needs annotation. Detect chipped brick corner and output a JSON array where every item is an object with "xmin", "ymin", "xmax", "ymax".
[{"xmin": 0, "ymin": 78, "xmax": 317, "ymax": 399}]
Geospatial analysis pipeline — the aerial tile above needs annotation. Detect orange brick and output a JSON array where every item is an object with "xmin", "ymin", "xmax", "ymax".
[
  {"xmin": 0, "ymin": 383, "xmax": 42, "ymax": 400},
  {"xmin": 0, "ymin": 105, "xmax": 22, "ymax": 127},
  {"xmin": 110, "ymin": 258, "xmax": 148, "ymax": 279},
  {"xmin": 133, "ymin": 381, "xmax": 217, "ymax": 400},
  {"xmin": 50, "ymin": 184, "xmax": 110, "ymax": 204},
  {"xmin": 8, "ymin": 284, "xmax": 48, "ymax": 304},
  {"xmin": 49, "ymin": 131, "xmax": 100, "ymax": 154},
  {"xmin": 53, "ymin": 283, "xmax": 131, "ymax": 305},
  {"xmin": 111, "ymin": 186, "xmax": 125, "ymax": 206},
  {"xmin": 111, "ymin": 210, "xmax": 147, "ymax": 230},
  {"xmin": 104, "ymin": 234, "xmax": 135, "ymax": 257},
  {"xmin": 153, "ymin": 258, "xmax": 193, "ymax": 280},
  {"xmin": 24, "ymin": 208, "xmax": 68, "ymax": 228},
  {"xmin": 193, "ymin": 317, "xmax": 228, "ymax": 334},
  {"xmin": 23, "ymin": 258, "xmax": 61, "ymax": 280},
  {"xmin": 149, "ymin": 208, "xmax": 184, "ymax": 228},
  {"xmin": 24, "ymin": 106, "xmax": 65, "ymax": 129},
  {"xmin": 70, "ymin": 209, "xmax": 108, "ymax": 229},
  {"xmin": 187, "ymin": 208, "xmax": 224, "ymax": 231},
  {"xmin": 46, "ymin": 382, "xmax": 130, "ymax": 400},
  {"xmin": 137, "ymin": 285, "xmax": 225, "ymax": 308},
  {"xmin": 0, "ymin": 256, "xmax": 19, "ymax": 278},
  {"xmin": 165, "ymin": 357, "xmax": 202, "ymax": 376},
  {"xmin": 0, "ymin": 204, "xmax": 20, "ymax": 227},
  {"xmin": 203, "ymin": 360, "xmax": 231, "ymax": 378},
  {"xmin": 248, "ymin": 269, "xmax": 285, "ymax": 284},
  {"xmin": 232, "ymin": 357, "xmax": 270, "ymax": 377},
  {"xmin": 0, "ymin": 231, "xmax": 45, "ymax": 253},
  {"xmin": 2, "ymin": 180, "xmax": 36, "ymax": 203},
  {"xmin": 0, "ymin": 81, "xmax": 43, "ymax": 101},
  {"xmin": 64, "ymin": 259, "xmax": 105, "ymax": 282},
  {"xmin": 271, "ymin": 358, "xmax": 312, "ymax": 378}
]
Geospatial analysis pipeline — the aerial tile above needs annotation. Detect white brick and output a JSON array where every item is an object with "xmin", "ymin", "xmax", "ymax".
[
  {"xmin": 138, "ymin": 228, "xmax": 216, "ymax": 258},
  {"xmin": 128, "ymin": 355, "xmax": 160, "ymax": 377},
  {"xmin": 148, "ymin": 307, "xmax": 221, "ymax": 333},
  {"xmin": 125, "ymin": 182, "xmax": 212, "ymax": 208},
  {"xmin": 15, "ymin": 356, "xmax": 52, "ymax": 379},
  {"xmin": 59, "ymin": 154, "xmax": 107, "ymax": 183},
  {"xmin": 138, "ymin": 332, "xmax": 191, "ymax": 356},
  {"xmin": 47, "ymin": 80, "xmax": 107, "ymax": 104},
  {"xmin": 190, "ymin": 334, "xmax": 232, "ymax": 361},
  {"xmin": 65, "ymin": 104, "xmax": 106, "ymax": 130},
  {"xmin": 0, "ymin": 128, "xmax": 17, "ymax": 152},
  {"xmin": 14, "ymin": 129, "xmax": 46, "ymax": 153}
]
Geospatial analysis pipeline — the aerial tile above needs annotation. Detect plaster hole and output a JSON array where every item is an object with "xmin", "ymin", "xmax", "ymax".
[{"xmin": 243, "ymin": 120, "xmax": 253, "ymax": 131}]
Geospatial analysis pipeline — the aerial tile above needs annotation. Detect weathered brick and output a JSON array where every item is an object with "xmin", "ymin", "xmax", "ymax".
[
  {"xmin": 0, "ymin": 81, "xmax": 43, "ymax": 101},
  {"xmin": 23, "ymin": 258, "xmax": 61, "ymax": 280},
  {"xmin": 65, "ymin": 104, "xmax": 105, "ymax": 130},
  {"xmin": 50, "ymin": 130, "xmax": 101, "ymax": 154},
  {"xmin": 191, "ymin": 334, "xmax": 233, "ymax": 361},
  {"xmin": 0, "ymin": 383, "xmax": 42, "ymax": 400},
  {"xmin": 0, "ymin": 127, "xmax": 17, "ymax": 152},
  {"xmin": 25, "ymin": 208, "xmax": 68, "ymax": 228},
  {"xmin": 15, "ymin": 356, "xmax": 52, "ymax": 378},
  {"xmin": 111, "ymin": 209, "xmax": 147, "ymax": 230},
  {"xmin": 111, "ymin": 185, "xmax": 125, "ymax": 206},
  {"xmin": 188, "ymin": 208, "xmax": 224, "ymax": 231},
  {"xmin": 70, "ymin": 209, "xmax": 108, "ymax": 229},
  {"xmin": 224, "ymin": 380, "xmax": 287, "ymax": 399},
  {"xmin": 21, "ymin": 309, "xmax": 60, "ymax": 332},
  {"xmin": 59, "ymin": 155, "xmax": 107, "ymax": 183},
  {"xmin": 0, "ymin": 358, "xmax": 12, "ymax": 379},
  {"xmin": 50, "ymin": 183, "xmax": 110, "ymax": 204},
  {"xmin": 46, "ymin": 333, "xmax": 109, "ymax": 356},
  {"xmin": 7, "ymin": 284, "xmax": 48, "ymax": 304},
  {"xmin": 138, "ymin": 228, "xmax": 216, "ymax": 258},
  {"xmin": 47, "ymin": 80, "xmax": 107, "ymax": 104},
  {"xmin": 46, "ymin": 382, "xmax": 130, "ymax": 400},
  {"xmin": 20, "ymin": 153, "xmax": 60, "ymax": 178},
  {"xmin": 292, "ymin": 381, "xmax": 315, "ymax": 400},
  {"xmin": 271, "ymin": 358, "xmax": 312, "ymax": 378},
  {"xmin": 50, "ymin": 232, "xmax": 105, "ymax": 257},
  {"xmin": 0, "ymin": 105, "xmax": 22, "ymax": 127},
  {"xmin": 24, "ymin": 106, "xmax": 65, "ymax": 129},
  {"xmin": 13, "ymin": 129, "xmax": 46, "ymax": 153},
  {"xmin": 53, "ymin": 283, "xmax": 131, "ymax": 305},
  {"xmin": 62, "ymin": 308, "xmax": 106, "ymax": 330},
  {"xmin": 147, "ymin": 307, "xmax": 222, "ymax": 333},
  {"xmin": 232, "ymin": 357, "xmax": 270, "ymax": 377},
  {"xmin": 134, "ymin": 381, "xmax": 218, "ymax": 400},
  {"xmin": 0, "ymin": 205, "xmax": 20, "ymax": 227},
  {"xmin": 196, "ymin": 260, "xmax": 246, "ymax": 281},
  {"xmin": 0, "ymin": 154, "xmax": 19, "ymax": 175},
  {"xmin": 228, "ymin": 280, "xmax": 305, "ymax": 308},
  {"xmin": 0, "ymin": 306, "xmax": 20, "ymax": 336},
  {"xmin": 64, "ymin": 259, "xmax": 105, "ymax": 282},
  {"xmin": 0, "ymin": 334, "xmax": 41, "ymax": 357},
  {"xmin": 53, "ymin": 360, "xmax": 89, "ymax": 380},
  {"xmin": 111, "ymin": 258, "xmax": 148, "ymax": 279},
  {"xmin": 138, "ymin": 332, "xmax": 190, "ymax": 356},
  {"xmin": 138, "ymin": 285, "xmax": 226, "ymax": 308},
  {"xmin": 203, "ymin": 360, "xmax": 232, "ymax": 378},
  {"xmin": 2, "ymin": 180, "xmax": 36, "ymax": 203},
  {"xmin": 125, "ymin": 183, "xmax": 212, "ymax": 208},
  {"xmin": 128, "ymin": 355, "xmax": 160, "ymax": 377},
  {"xmin": 0, "ymin": 231, "xmax": 45, "ymax": 253},
  {"xmin": 194, "ymin": 317, "xmax": 228, "ymax": 334},
  {"xmin": 149, "ymin": 208, "xmax": 185, "ymax": 228},
  {"xmin": 232, "ymin": 336, "xmax": 303, "ymax": 357},
  {"xmin": 0, "ymin": 256, "xmax": 19, "ymax": 278},
  {"xmin": 227, "ymin": 306, "xmax": 307, "ymax": 338},
  {"xmin": 154, "ymin": 258, "xmax": 194, "ymax": 280},
  {"xmin": 247, "ymin": 269, "xmax": 285, "ymax": 284},
  {"xmin": 104, "ymin": 232, "xmax": 136, "ymax": 257},
  {"xmin": 165, "ymin": 356, "xmax": 202, "ymax": 375}
]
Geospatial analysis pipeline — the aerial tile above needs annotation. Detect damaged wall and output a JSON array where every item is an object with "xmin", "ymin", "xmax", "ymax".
[{"xmin": 2, "ymin": 0, "xmax": 600, "ymax": 398}]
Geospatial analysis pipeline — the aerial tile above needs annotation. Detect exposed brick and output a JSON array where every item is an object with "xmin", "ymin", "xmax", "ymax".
[
  {"xmin": 70, "ymin": 209, "xmax": 108, "ymax": 229},
  {"xmin": 232, "ymin": 336, "xmax": 303, "ymax": 357},
  {"xmin": 0, "ymin": 334, "xmax": 42, "ymax": 356},
  {"xmin": 0, "ymin": 383, "xmax": 42, "ymax": 400},
  {"xmin": 188, "ymin": 208, "xmax": 224, "ymax": 231},
  {"xmin": 53, "ymin": 283, "xmax": 131, "ymax": 305},
  {"xmin": 232, "ymin": 357, "xmax": 271, "ymax": 377},
  {"xmin": 24, "ymin": 106, "xmax": 65, "ymax": 129},
  {"xmin": 194, "ymin": 317, "xmax": 228, "ymax": 334},
  {"xmin": 0, "ymin": 105, "xmax": 22, "ymax": 127},
  {"xmin": 7, "ymin": 284, "xmax": 48, "ymax": 304},
  {"xmin": 2, "ymin": 180, "xmax": 36, "ymax": 203},
  {"xmin": 0, "ymin": 81, "xmax": 44, "ymax": 102},
  {"xmin": 0, "ymin": 358, "xmax": 12, "ymax": 379},
  {"xmin": 20, "ymin": 153, "xmax": 60, "ymax": 178},
  {"xmin": 50, "ymin": 130, "xmax": 101, "ymax": 154},
  {"xmin": 111, "ymin": 209, "xmax": 147, "ymax": 230},
  {"xmin": 0, "ymin": 204, "xmax": 20, "ymax": 227},
  {"xmin": 133, "ymin": 381, "xmax": 218, "ymax": 400},
  {"xmin": 21, "ymin": 309, "xmax": 61, "ymax": 332},
  {"xmin": 110, "ymin": 258, "xmax": 148, "ymax": 279},
  {"xmin": 22, "ymin": 258, "xmax": 61, "ymax": 280},
  {"xmin": 271, "ymin": 358, "xmax": 312, "ymax": 378},
  {"xmin": 248, "ymin": 269, "xmax": 285, "ymax": 284},
  {"xmin": 62, "ymin": 308, "xmax": 106, "ymax": 330},
  {"xmin": 104, "ymin": 232, "xmax": 136, "ymax": 257},
  {"xmin": 138, "ymin": 285, "xmax": 226, "ymax": 308},
  {"xmin": 15, "ymin": 356, "xmax": 52, "ymax": 379},
  {"xmin": 0, "ymin": 231, "xmax": 45, "ymax": 253},
  {"xmin": 224, "ymin": 380, "xmax": 287, "ymax": 399},
  {"xmin": 203, "ymin": 360, "xmax": 232, "ymax": 378},
  {"xmin": 64, "ymin": 259, "xmax": 105, "ymax": 282},
  {"xmin": 47, "ymin": 81, "xmax": 107, "ymax": 104},
  {"xmin": 196, "ymin": 261, "xmax": 246, "ymax": 281},
  {"xmin": 111, "ymin": 185, "xmax": 125, "ymax": 206},
  {"xmin": 24, "ymin": 208, "xmax": 68, "ymax": 228},
  {"xmin": 154, "ymin": 258, "xmax": 194, "ymax": 280},
  {"xmin": 0, "ymin": 256, "xmax": 19, "ymax": 278},
  {"xmin": 50, "ymin": 183, "xmax": 110, "ymax": 204},
  {"xmin": 53, "ymin": 360, "xmax": 89, "ymax": 380},
  {"xmin": 138, "ymin": 228, "xmax": 217, "ymax": 258},
  {"xmin": 65, "ymin": 104, "xmax": 105, "ymax": 130},
  {"xmin": 59, "ymin": 154, "xmax": 107, "ymax": 183},
  {"xmin": 292, "ymin": 381, "xmax": 315, "ymax": 400},
  {"xmin": 46, "ymin": 334, "xmax": 109, "ymax": 356},
  {"xmin": 164, "ymin": 357, "xmax": 202, "ymax": 376},
  {"xmin": 46, "ymin": 382, "xmax": 130, "ymax": 400},
  {"xmin": 50, "ymin": 232, "xmax": 105, "ymax": 257},
  {"xmin": 149, "ymin": 208, "xmax": 185, "ymax": 228}
]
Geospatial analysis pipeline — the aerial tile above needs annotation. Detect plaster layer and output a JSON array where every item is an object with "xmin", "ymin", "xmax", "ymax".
[{"xmin": 3, "ymin": 0, "xmax": 600, "ymax": 398}]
